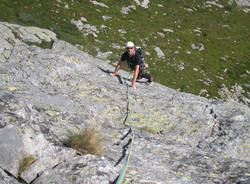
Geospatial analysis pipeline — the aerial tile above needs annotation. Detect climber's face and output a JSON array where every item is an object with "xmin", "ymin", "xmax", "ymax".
[{"xmin": 127, "ymin": 47, "xmax": 135, "ymax": 57}]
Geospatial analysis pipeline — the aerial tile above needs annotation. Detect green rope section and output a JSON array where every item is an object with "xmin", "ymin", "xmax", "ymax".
[{"xmin": 116, "ymin": 82, "xmax": 135, "ymax": 184}]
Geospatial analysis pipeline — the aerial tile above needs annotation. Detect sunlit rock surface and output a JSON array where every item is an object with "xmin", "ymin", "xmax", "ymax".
[{"xmin": 0, "ymin": 22, "xmax": 249, "ymax": 184}]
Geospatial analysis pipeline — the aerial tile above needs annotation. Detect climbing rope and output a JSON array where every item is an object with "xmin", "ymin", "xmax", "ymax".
[{"xmin": 116, "ymin": 80, "xmax": 135, "ymax": 184}]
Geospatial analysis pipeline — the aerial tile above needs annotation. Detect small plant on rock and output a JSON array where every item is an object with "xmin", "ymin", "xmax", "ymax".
[
  {"xmin": 65, "ymin": 126, "xmax": 103, "ymax": 156},
  {"xmin": 139, "ymin": 126, "xmax": 158, "ymax": 134},
  {"xmin": 18, "ymin": 155, "xmax": 35, "ymax": 176}
]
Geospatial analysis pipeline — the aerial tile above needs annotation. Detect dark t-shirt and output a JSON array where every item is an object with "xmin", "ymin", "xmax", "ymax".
[{"xmin": 121, "ymin": 51, "xmax": 143, "ymax": 70}]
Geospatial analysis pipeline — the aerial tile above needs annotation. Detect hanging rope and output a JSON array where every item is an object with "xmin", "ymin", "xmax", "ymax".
[{"xmin": 116, "ymin": 81, "xmax": 135, "ymax": 184}]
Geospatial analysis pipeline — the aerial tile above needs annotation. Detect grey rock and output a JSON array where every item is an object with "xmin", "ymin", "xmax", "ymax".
[
  {"xmin": 96, "ymin": 51, "xmax": 113, "ymax": 59},
  {"xmin": 154, "ymin": 47, "xmax": 165, "ymax": 58},
  {"xmin": 0, "ymin": 22, "xmax": 56, "ymax": 45},
  {"xmin": 0, "ymin": 37, "xmax": 12, "ymax": 54},
  {"xmin": 191, "ymin": 43, "xmax": 205, "ymax": 51},
  {"xmin": 80, "ymin": 17, "xmax": 88, "ymax": 22},
  {"xmin": 19, "ymin": 127, "xmax": 73, "ymax": 183},
  {"xmin": 20, "ymin": 157, "xmax": 59, "ymax": 183},
  {"xmin": 71, "ymin": 19, "xmax": 84, "ymax": 30},
  {"xmin": 90, "ymin": 0, "xmax": 109, "ymax": 8},
  {"xmin": 0, "ymin": 168, "xmax": 21, "ymax": 184},
  {"xmin": 33, "ymin": 155, "xmax": 117, "ymax": 184},
  {"xmin": 163, "ymin": 28, "xmax": 174, "ymax": 33},
  {"xmin": 102, "ymin": 15, "xmax": 112, "ymax": 21},
  {"xmin": 234, "ymin": 0, "xmax": 250, "ymax": 6},
  {"xmin": 0, "ymin": 23, "xmax": 17, "ymax": 45},
  {"xmin": 134, "ymin": 0, "xmax": 150, "ymax": 8},
  {"xmin": 121, "ymin": 5, "xmax": 136, "ymax": 14},
  {"xmin": 0, "ymin": 126, "xmax": 24, "ymax": 178},
  {"xmin": 206, "ymin": 1, "xmax": 224, "ymax": 8}
]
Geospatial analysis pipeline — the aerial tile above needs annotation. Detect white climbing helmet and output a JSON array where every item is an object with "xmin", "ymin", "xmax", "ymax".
[{"xmin": 126, "ymin": 41, "xmax": 134, "ymax": 48}]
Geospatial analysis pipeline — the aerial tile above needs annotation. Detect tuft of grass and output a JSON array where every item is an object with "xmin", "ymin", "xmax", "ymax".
[
  {"xmin": 25, "ymin": 40, "xmax": 54, "ymax": 49},
  {"xmin": 18, "ymin": 155, "xmax": 35, "ymax": 176},
  {"xmin": 65, "ymin": 127, "xmax": 103, "ymax": 156},
  {"xmin": 139, "ymin": 126, "xmax": 158, "ymax": 134}
]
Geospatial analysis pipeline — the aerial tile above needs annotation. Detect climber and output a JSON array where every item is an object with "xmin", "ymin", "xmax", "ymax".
[{"xmin": 110, "ymin": 41, "xmax": 153, "ymax": 88}]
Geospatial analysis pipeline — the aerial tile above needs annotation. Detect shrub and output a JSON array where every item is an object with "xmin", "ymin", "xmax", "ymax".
[
  {"xmin": 65, "ymin": 127, "xmax": 103, "ymax": 156},
  {"xmin": 18, "ymin": 155, "xmax": 35, "ymax": 176}
]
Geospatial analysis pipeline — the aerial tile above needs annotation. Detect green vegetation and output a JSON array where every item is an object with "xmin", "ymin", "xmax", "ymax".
[
  {"xmin": 139, "ymin": 125, "xmax": 158, "ymax": 134},
  {"xmin": 18, "ymin": 155, "xmax": 35, "ymax": 176},
  {"xmin": 65, "ymin": 127, "xmax": 103, "ymax": 155},
  {"xmin": 0, "ymin": 0, "xmax": 249, "ymax": 99},
  {"xmin": 25, "ymin": 40, "xmax": 54, "ymax": 49}
]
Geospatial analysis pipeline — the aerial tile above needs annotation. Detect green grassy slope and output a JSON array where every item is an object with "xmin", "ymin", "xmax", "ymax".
[{"xmin": 0, "ymin": 0, "xmax": 249, "ymax": 100}]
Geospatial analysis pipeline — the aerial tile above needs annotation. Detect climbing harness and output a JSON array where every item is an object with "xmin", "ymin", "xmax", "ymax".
[{"xmin": 116, "ymin": 80, "xmax": 135, "ymax": 184}]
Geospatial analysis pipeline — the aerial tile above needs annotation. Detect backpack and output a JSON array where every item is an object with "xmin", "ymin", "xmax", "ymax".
[
  {"xmin": 135, "ymin": 46, "xmax": 144, "ymax": 61},
  {"xmin": 135, "ymin": 46, "xmax": 147, "ymax": 68}
]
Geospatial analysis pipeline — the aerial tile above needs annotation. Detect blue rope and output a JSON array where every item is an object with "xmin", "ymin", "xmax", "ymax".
[{"xmin": 116, "ymin": 82, "xmax": 135, "ymax": 184}]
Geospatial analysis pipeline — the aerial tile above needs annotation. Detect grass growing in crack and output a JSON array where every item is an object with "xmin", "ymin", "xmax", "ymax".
[
  {"xmin": 18, "ymin": 155, "xmax": 35, "ymax": 176},
  {"xmin": 25, "ymin": 40, "xmax": 54, "ymax": 49},
  {"xmin": 65, "ymin": 127, "xmax": 103, "ymax": 156}
]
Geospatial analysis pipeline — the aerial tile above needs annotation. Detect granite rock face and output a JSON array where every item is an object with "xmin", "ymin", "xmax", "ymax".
[
  {"xmin": 0, "ymin": 22, "xmax": 249, "ymax": 184},
  {"xmin": 0, "ymin": 126, "xmax": 24, "ymax": 178}
]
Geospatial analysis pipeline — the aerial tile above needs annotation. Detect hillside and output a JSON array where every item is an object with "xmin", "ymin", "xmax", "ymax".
[
  {"xmin": 0, "ymin": 22, "xmax": 249, "ymax": 184},
  {"xmin": 0, "ymin": 0, "xmax": 249, "ymax": 103}
]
